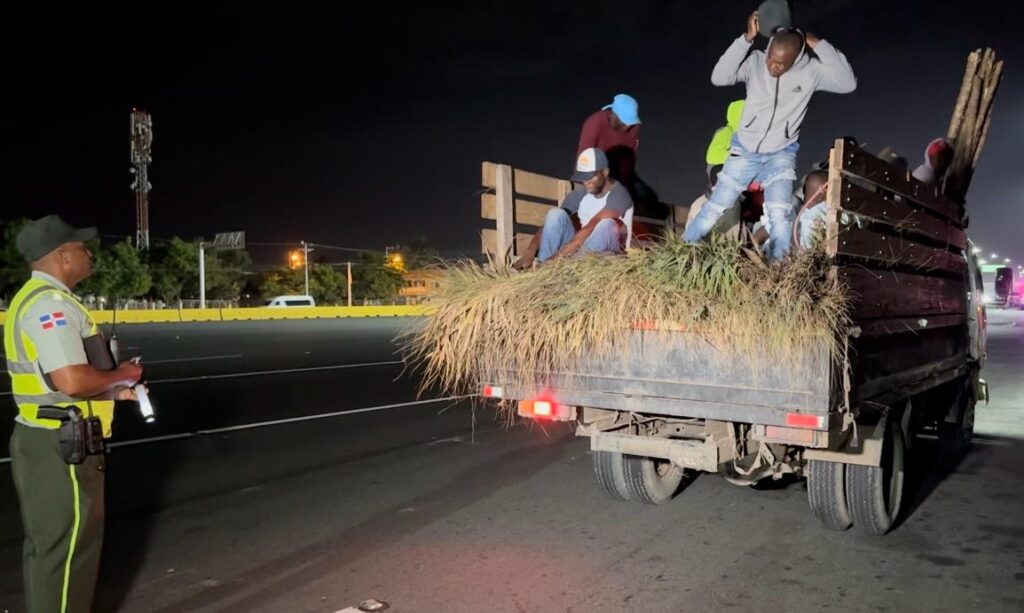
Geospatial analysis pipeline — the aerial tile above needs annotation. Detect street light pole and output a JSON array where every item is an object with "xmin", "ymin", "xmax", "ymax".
[
  {"xmin": 199, "ymin": 241, "xmax": 206, "ymax": 309},
  {"xmin": 302, "ymin": 241, "xmax": 310, "ymax": 296},
  {"xmin": 347, "ymin": 261, "xmax": 353, "ymax": 307}
]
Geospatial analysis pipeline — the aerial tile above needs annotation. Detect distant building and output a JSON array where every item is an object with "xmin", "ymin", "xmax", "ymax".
[{"xmin": 400, "ymin": 269, "xmax": 445, "ymax": 304}]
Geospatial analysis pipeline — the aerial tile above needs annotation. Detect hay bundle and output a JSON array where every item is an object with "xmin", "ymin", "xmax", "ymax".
[{"xmin": 402, "ymin": 234, "xmax": 850, "ymax": 404}]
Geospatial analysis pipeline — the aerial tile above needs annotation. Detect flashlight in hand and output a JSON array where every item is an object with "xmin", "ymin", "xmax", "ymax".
[
  {"xmin": 129, "ymin": 357, "xmax": 155, "ymax": 424},
  {"xmin": 135, "ymin": 385, "xmax": 156, "ymax": 423}
]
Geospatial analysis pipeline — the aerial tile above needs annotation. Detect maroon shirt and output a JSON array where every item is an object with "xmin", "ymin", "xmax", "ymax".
[{"xmin": 577, "ymin": 109, "xmax": 640, "ymax": 182}]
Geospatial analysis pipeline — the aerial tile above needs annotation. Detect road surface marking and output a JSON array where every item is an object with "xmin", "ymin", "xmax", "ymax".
[
  {"xmin": 147, "ymin": 360, "xmax": 405, "ymax": 384},
  {"xmin": 144, "ymin": 354, "xmax": 243, "ymax": 364},
  {"xmin": 0, "ymin": 360, "xmax": 406, "ymax": 396},
  {"xmin": 0, "ymin": 395, "xmax": 468, "ymax": 462}
]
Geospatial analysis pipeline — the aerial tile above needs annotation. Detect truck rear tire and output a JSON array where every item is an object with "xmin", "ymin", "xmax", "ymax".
[
  {"xmin": 591, "ymin": 450, "xmax": 632, "ymax": 501},
  {"xmin": 806, "ymin": 459, "xmax": 852, "ymax": 530},
  {"xmin": 622, "ymin": 455, "xmax": 686, "ymax": 505},
  {"xmin": 846, "ymin": 421, "xmax": 906, "ymax": 536}
]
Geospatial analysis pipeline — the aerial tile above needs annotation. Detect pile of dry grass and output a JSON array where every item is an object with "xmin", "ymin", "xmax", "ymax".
[{"xmin": 400, "ymin": 234, "xmax": 849, "ymax": 401}]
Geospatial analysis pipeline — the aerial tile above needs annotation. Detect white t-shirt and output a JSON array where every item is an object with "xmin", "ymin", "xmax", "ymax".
[{"xmin": 563, "ymin": 181, "xmax": 635, "ymax": 244}]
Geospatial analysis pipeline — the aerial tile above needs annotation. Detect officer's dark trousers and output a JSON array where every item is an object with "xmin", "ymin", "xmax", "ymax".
[{"xmin": 10, "ymin": 424, "xmax": 105, "ymax": 613}]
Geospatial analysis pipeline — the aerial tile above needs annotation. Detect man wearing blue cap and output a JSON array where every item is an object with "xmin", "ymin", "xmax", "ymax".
[{"xmin": 577, "ymin": 94, "xmax": 656, "ymax": 205}]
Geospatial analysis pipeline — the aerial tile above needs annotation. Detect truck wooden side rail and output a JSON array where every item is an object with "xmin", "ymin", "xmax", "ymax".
[{"xmin": 479, "ymin": 162, "xmax": 687, "ymax": 262}]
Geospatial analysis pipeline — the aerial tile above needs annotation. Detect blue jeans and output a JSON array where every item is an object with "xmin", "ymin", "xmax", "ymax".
[
  {"xmin": 537, "ymin": 208, "xmax": 624, "ymax": 262},
  {"xmin": 683, "ymin": 136, "xmax": 799, "ymax": 261}
]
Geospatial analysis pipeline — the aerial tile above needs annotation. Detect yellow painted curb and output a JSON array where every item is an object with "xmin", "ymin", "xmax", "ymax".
[{"xmin": 0, "ymin": 305, "xmax": 434, "ymax": 326}]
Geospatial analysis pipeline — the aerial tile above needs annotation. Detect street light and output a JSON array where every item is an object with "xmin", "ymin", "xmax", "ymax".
[
  {"xmin": 385, "ymin": 245, "xmax": 405, "ymax": 272},
  {"xmin": 991, "ymin": 253, "xmax": 998, "ymax": 259},
  {"xmin": 972, "ymin": 246, "xmax": 982, "ymax": 255},
  {"xmin": 1005, "ymin": 258, "xmax": 1011, "ymax": 264}
]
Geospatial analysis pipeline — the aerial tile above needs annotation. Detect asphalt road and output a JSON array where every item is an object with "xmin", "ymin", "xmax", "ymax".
[
  {"xmin": 1, "ymin": 313, "xmax": 1023, "ymax": 612},
  {"xmin": 0, "ymin": 319, "xmax": 430, "ymax": 457}
]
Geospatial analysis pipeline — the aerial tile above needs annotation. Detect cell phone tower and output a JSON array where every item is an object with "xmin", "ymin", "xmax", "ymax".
[{"xmin": 130, "ymin": 110, "xmax": 153, "ymax": 250}]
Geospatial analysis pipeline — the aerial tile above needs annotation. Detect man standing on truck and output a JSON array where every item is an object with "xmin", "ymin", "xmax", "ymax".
[
  {"xmin": 682, "ymin": 10, "xmax": 857, "ymax": 261},
  {"xmin": 513, "ymin": 148, "xmax": 633, "ymax": 268}
]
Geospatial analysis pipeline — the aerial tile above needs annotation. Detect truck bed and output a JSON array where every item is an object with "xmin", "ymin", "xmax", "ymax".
[{"xmin": 502, "ymin": 329, "xmax": 836, "ymax": 429}]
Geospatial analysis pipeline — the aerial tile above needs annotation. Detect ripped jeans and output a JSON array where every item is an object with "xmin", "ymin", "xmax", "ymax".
[{"xmin": 683, "ymin": 136, "xmax": 799, "ymax": 261}]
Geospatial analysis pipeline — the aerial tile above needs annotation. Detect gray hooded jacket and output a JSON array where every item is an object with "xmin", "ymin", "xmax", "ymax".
[{"xmin": 711, "ymin": 33, "xmax": 856, "ymax": 154}]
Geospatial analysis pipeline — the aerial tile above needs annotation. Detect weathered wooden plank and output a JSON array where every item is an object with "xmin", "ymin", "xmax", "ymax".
[
  {"xmin": 482, "ymin": 161, "xmax": 564, "ymax": 202},
  {"xmin": 852, "ymin": 355, "xmax": 967, "ymax": 405},
  {"xmin": 849, "ymin": 326, "xmax": 966, "ymax": 385},
  {"xmin": 946, "ymin": 49, "xmax": 980, "ymax": 142},
  {"xmin": 854, "ymin": 314, "xmax": 967, "ymax": 337},
  {"xmin": 481, "ymin": 193, "xmax": 556, "ymax": 227},
  {"xmin": 839, "ymin": 143, "xmax": 963, "ymax": 224},
  {"xmin": 556, "ymin": 179, "xmax": 573, "ymax": 203},
  {"xmin": 672, "ymin": 205, "xmax": 690, "ymax": 230},
  {"xmin": 972, "ymin": 59, "xmax": 1003, "ymax": 167},
  {"xmin": 834, "ymin": 225, "xmax": 967, "ymax": 275},
  {"xmin": 482, "ymin": 228, "xmax": 533, "ymax": 258},
  {"xmin": 824, "ymin": 140, "xmax": 846, "ymax": 258},
  {"xmin": 494, "ymin": 164, "xmax": 515, "ymax": 260},
  {"xmin": 839, "ymin": 266, "xmax": 967, "ymax": 320},
  {"xmin": 837, "ymin": 179, "xmax": 967, "ymax": 250}
]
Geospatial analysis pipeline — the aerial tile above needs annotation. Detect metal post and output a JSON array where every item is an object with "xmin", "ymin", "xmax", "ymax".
[
  {"xmin": 347, "ymin": 261, "xmax": 353, "ymax": 307},
  {"xmin": 302, "ymin": 241, "xmax": 310, "ymax": 296},
  {"xmin": 199, "ymin": 242, "xmax": 206, "ymax": 309}
]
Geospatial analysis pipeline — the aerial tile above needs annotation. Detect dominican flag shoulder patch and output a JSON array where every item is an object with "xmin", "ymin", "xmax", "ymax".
[{"xmin": 39, "ymin": 312, "xmax": 67, "ymax": 331}]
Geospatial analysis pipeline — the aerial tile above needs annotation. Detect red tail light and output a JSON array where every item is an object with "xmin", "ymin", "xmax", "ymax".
[
  {"xmin": 481, "ymin": 385, "xmax": 503, "ymax": 398},
  {"xmin": 518, "ymin": 398, "xmax": 574, "ymax": 421},
  {"xmin": 785, "ymin": 412, "xmax": 825, "ymax": 429}
]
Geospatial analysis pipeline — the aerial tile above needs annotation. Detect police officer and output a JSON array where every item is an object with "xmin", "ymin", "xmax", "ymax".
[{"xmin": 4, "ymin": 215, "xmax": 143, "ymax": 613}]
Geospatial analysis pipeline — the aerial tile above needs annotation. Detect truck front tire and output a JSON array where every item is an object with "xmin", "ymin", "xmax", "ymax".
[{"xmin": 938, "ymin": 377, "xmax": 976, "ymax": 461}]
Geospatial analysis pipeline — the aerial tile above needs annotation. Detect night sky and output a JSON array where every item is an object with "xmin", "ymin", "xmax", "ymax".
[{"xmin": 4, "ymin": 1, "xmax": 1022, "ymax": 263}]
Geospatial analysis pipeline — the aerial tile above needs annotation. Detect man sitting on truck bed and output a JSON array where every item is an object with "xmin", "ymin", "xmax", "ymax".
[
  {"xmin": 514, "ymin": 148, "xmax": 634, "ymax": 268},
  {"xmin": 682, "ymin": 10, "xmax": 857, "ymax": 261}
]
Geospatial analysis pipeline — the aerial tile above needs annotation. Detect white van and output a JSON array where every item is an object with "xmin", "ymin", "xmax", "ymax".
[{"xmin": 265, "ymin": 295, "xmax": 316, "ymax": 307}]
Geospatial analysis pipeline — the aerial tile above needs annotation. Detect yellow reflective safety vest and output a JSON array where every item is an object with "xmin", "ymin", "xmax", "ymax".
[
  {"xmin": 3, "ymin": 276, "xmax": 115, "ymax": 437},
  {"xmin": 705, "ymin": 100, "xmax": 747, "ymax": 166}
]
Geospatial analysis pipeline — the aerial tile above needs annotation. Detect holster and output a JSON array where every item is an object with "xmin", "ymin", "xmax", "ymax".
[{"xmin": 36, "ymin": 406, "xmax": 105, "ymax": 465}]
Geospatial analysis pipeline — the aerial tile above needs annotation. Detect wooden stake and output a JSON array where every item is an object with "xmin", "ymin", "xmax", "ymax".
[
  {"xmin": 971, "ymin": 59, "xmax": 1003, "ymax": 161},
  {"xmin": 946, "ymin": 50, "xmax": 980, "ymax": 142}
]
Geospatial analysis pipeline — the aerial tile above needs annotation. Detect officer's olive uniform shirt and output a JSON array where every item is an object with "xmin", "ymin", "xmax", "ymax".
[{"xmin": 14, "ymin": 271, "xmax": 91, "ymax": 428}]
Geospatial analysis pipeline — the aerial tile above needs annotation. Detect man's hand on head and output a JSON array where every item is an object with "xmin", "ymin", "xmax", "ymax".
[
  {"xmin": 804, "ymin": 32, "xmax": 820, "ymax": 49},
  {"xmin": 746, "ymin": 11, "xmax": 760, "ymax": 42}
]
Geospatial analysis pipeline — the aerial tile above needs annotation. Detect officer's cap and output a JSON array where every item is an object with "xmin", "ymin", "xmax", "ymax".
[{"xmin": 15, "ymin": 215, "xmax": 97, "ymax": 263}]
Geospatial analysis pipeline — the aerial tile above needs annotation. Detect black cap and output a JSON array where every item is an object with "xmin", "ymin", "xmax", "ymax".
[
  {"xmin": 757, "ymin": 0, "xmax": 793, "ymax": 38},
  {"xmin": 15, "ymin": 215, "xmax": 97, "ymax": 263}
]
